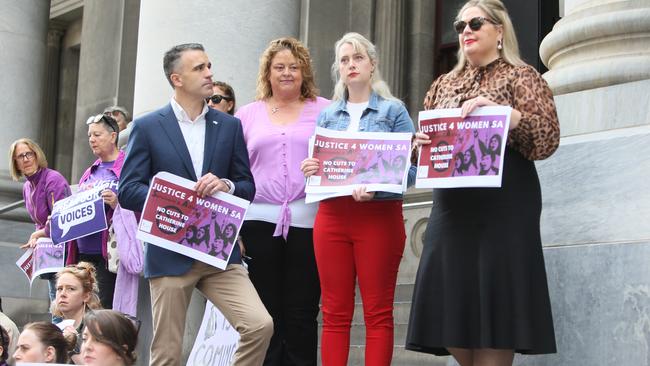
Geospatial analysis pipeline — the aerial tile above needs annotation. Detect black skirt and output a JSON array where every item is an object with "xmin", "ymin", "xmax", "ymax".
[{"xmin": 405, "ymin": 147, "xmax": 556, "ymax": 355}]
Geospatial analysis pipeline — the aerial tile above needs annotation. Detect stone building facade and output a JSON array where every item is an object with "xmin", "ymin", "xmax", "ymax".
[{"xmin": 1, "ymin": 0, "xmax": 648, "ymax": 365}]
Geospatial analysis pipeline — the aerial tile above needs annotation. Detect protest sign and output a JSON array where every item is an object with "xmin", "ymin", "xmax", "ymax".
[
  {"xmin": 187, "ymin": 301, "xmax": 239, "ymax": 366},
  {"xmin": 16, "ymin": 238, "xmax": 65, "ymax": 285},
  {"xmin": 415, "ymin": 106, "xmax": 511, "ymax": 188},
  {"xmin": 137, "ymin": 172, "xmax": 249, "ymax": 270},
  {"xmin": 305, "ymin": 127, "xmax": 412, "ymax": 202},
  {"xmin": 49, "ymin": 186, "xmax": 107, "ymax": 244}
]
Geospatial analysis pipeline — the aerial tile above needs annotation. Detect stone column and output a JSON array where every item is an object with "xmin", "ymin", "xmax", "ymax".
[
  {"xmin": 373, "ymin": 0, "xmax": 406, "ymax": 98},
  {"xmin": 530, "ymin": 1, "xmax": 650, "ymax": 365},
  {"xmin": 133, "ymin": 1, "xmax": 301, "ymax": 364},
  {"xmin": 133, "ymin": 0, "xmax": 301, "ymax": 114},
  {"xmin": 40, "ymin": 24, "xmax": 66, "ymax": 164},
  {"xmin": 70, "ymin": 0, "xmax": 135, "ymax": 182},
  {"xmin": 0, "ymin": 0, "xmax": 50, "ymax": 179}
]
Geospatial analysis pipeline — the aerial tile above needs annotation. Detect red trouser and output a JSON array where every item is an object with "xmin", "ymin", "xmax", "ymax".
[{"xmin": 313, "ymin": 197, "xmax": 406, "ymax": 366}]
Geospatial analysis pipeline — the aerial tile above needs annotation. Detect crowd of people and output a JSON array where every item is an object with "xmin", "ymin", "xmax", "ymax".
[{"xmin": 3, "ymin": 0, "xmax": 560, "ymax": 365}]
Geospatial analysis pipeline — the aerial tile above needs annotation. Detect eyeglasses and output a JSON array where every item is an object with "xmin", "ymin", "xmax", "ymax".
[
  {"xmin": 15, "ymin": 151, "xmax": 36, "ymax": 161},
  {"xmin": 86, "ymin": 114, "xmax": 118, "ymax": 133},
  {"xmin": 205, "ymin": 94, "xmax": 232, "ymax": 105},
  {"xmin": 453, "ymin": 16, "xmax": 497, "ymax": 34}
]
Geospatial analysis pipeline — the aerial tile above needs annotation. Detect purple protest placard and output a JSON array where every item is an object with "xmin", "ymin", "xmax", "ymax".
[
  {"xmin": 305, "ymin": 127, "xmax": 412, "ymax": 202},
  {"xmin": 416, "ymin": 106, "xmax": 511, "ymax": 188},
  {"xmin": 137, "ymin": 172, "xmax": 249, "ymax": 270},
  {"xmin": 16, "ymin": 238, "xmax": 65, "ymax": 285},
  {"xmin": 49, "ymin": 186, "xmax": 107, "ymax": 244}
]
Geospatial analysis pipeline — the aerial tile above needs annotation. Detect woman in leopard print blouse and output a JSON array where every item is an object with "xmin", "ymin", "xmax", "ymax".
[{"xmin": 406, "ymin": 1, "xmax": 558, "ymax": 365}]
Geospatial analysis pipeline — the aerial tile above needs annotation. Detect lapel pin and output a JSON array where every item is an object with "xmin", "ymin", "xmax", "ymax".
[{"xmin": 212, "ymin": 120, "xmax": 219, "ymax": 125}]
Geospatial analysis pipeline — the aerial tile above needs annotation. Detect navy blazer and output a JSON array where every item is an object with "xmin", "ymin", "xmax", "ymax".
[{"xmin": 118, "ymin": 103, "xmax": 255, "ymax": 278}]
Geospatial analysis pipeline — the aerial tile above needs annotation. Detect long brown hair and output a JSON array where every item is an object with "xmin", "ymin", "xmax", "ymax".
[{"xmin": 83, "ymin": 310, "xmax": 139, "ymax": 365}]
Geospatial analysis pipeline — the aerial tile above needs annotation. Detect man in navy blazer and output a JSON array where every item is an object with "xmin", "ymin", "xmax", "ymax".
[{"xmin": 118, "ymin": 43, "xmax": 272, "ymax": 366}]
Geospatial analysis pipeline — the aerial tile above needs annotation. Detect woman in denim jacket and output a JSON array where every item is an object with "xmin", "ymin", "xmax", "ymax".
[{"xmin": 301, "ymin": 32, "xmax": 415, "ymax": 366}]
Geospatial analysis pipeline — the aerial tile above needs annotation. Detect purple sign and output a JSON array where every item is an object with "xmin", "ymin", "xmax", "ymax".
[
  {"xmin": 16, "ymin": 238, "xmax": 65, "ymax": 285},
  {"xmin": 50, "ymin": 186, "xmax": 108, "ymax": 244}
]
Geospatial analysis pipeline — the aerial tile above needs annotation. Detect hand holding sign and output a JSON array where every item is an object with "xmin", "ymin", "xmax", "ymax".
[{"xmin": 300, "ymin": 157, "xmax": 320, "ymax": 178}]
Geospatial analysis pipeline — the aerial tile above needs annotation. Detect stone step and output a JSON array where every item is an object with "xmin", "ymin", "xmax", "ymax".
[{"xmin": 317, "ymin": 345, "xmax": 449, "ymax": 366}]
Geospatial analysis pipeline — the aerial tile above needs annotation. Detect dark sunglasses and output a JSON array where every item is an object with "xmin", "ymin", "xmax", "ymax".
[
  {"xmin": 205, "ymin": 94, "xmax": 232, "ymax": 104},
  {"xmin": 453, "ymin": 16, "xmax": 497, "ymax": 34},
  {"xmin": 122, "ymin": 313, "xmax": 142, "ymax": 333},
  {"xmin": 87, "ymin": 114, "xmax": 118, "ymax": 133}
]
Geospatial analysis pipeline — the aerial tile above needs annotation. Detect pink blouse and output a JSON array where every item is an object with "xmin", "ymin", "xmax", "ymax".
[{"xmin": 236, "ymin": 97, "xmax": 330, "ymax": 238}]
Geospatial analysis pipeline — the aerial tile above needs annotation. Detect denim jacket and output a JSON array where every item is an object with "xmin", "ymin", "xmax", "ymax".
[{"xmin": 317, "ymin": 92, "xmax": 416, "ymax": 200}]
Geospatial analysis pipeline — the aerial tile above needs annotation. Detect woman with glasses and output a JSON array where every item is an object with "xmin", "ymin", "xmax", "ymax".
[
  {"xmin": 53, "ymin": 262, "xmax": 102, "ymax": 364},
  {"xmin": 80, "ymin": 310, "xmax": 139, "ymax": 366},
  {"xmin": 65, "ymin": 114, "xmax": 123, "ymax": 310},
  {"xmin": 8, "ymin": 138, "xmax": 72, "ymax": 302},
  {"xmin": 13, "ymin": 322, "xmax": 73, "ymax": 364},
  {"xmin": 207, "ymin": 81, "xmax": 236, "ymax": 115},
  {"xmin": 406, "ymin": 1, "xmax": 559, "ymax": 365},
  {"xmin": 300, "ymin": 32, "xmax": 415, "ymax": 366},
  {"xmin": 235, "ymin": 37, "xmax": 329, "ymax": 366}
]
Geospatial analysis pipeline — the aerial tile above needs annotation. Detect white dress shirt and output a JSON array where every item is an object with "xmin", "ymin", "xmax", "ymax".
[{"xmin": 170, "ymin": 97, "xmax": 234, "ymax": 193}]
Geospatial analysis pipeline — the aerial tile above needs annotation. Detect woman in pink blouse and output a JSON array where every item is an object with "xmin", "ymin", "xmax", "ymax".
[{"xmin": 235, "ymin": 37, "xmax": 329, "ymax": 366}]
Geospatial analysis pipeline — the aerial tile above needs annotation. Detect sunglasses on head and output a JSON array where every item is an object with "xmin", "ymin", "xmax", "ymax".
[
  {"xmin": 205, "ymin": 94, "xmax": 232, "ymax": 104},
  {"xmin": 87, "ymin": 114, "xmax": 118, "ymax": 133},
  {"xmin": 453, "ymin": 16, "xmax": 497, "ymax": 34}
]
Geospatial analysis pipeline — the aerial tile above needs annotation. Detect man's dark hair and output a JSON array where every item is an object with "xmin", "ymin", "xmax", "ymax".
[{"xmin": 163, "ymin": 43, "xmax": 205, "ymax": 87}]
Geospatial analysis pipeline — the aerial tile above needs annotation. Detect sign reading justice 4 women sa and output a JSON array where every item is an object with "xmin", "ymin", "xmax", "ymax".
[
  {"xmin": 305, "ymin": 127, "xmax": 412, "ymax": 203},
  {"xmin": 137, "ymin": 172, "xmax": 249, "ymax": 270},
  {"xmin": 416, "ymin": 106, "xmax": 511, "ymax": 188},
  {"xmin": 49, "ymin": 185, "xmax": 107, "ymax": 244}
]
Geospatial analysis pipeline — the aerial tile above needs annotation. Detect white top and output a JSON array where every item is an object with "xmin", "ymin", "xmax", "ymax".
[
  {"xmin": 245, "ymin": 200, "xmax": 319, "ymax": 228},
  {"xmin": 346, "ymin": 101, "xmax": 368, "ymax": 132},
  {"xmin": 170, "ymin": 97, "xmax": 234, "ymax": 193},
  {"xmin": 170, "ymin": 97, "xmax": 208, "ymax": 179}
]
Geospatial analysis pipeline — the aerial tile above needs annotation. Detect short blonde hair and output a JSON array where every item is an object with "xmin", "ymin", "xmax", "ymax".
[
  {"xmin": 52, "ymin": 262, "xmax": 103, "ymax": 317},
  {"xmin": 8, "ymin": 138, "xmax": 48, "ymax": 181},
  {"xmin": 330, "ymin": 32, "xmax": 401, "ymax": 103},
  {"xmin": 452, "ymin": 0, "xmax": 525, "ymax": 74},
  {"xmin": 255, "ymin": 37, "xmax": 319, "ymax": 101}
]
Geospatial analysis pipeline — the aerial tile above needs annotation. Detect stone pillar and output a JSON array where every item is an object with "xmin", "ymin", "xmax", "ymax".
[
  {"xmin": 405, "ymin": 0, "xmax": 435, "ymax": 121},
  {"xmin": 70, "ymin": 0, "xmax": 136, "ymax": 182},
  {"xmin": 540, "ymin": 0, "xmax": 650, "ymax": 98},
  {"xmin": 374, "ymin": 0, "xmax": 406, "ymax": 98},
  {"xmin": 133, "ymin": 0, "xmax": 301, "ymax": 115},
  {"xmin": 133, "ymin": 1, "xmax": 301, "ymax": 364},
  {"xmin": 40, "ymin": 24, "xmax": 66, "ymax": 165},
  {"xmin": 529, "ymin": 1, "xmax": 650, "ymax": 365},
  {"xmin": 0, "ymin": 0, "xmax": 50, "ymax": 178}
]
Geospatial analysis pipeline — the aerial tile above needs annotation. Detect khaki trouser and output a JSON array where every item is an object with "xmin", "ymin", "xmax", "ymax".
[{"xmin": 149, "ymin": 262, "xmax": 273, "ymax": 366}]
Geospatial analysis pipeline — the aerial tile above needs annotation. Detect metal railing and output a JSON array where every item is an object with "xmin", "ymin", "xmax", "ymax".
[{"xmin": 0, "ymin": 199, "xmax": 25, "ymax": 216}]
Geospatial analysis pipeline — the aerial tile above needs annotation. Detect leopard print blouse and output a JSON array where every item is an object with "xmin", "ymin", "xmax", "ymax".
[{"xmin": 423, "ymin": 58, "xmax": 560, "ymax": 160}]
